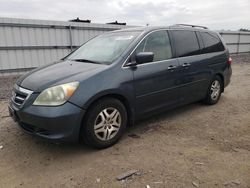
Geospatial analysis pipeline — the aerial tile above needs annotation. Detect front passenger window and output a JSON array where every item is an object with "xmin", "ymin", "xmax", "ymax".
[{"xmin": 135, "ymin": 30, "xmax": 172, "ymax": 62}]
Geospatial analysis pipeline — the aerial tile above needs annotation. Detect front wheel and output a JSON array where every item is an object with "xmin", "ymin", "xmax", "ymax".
[
  {"xmin": 81, "ymin": 98, "xmax": 127, "ymax": 149},
  {"xmin": 203, "ymin": 76, "xmax": 223, "ymax": 105}
]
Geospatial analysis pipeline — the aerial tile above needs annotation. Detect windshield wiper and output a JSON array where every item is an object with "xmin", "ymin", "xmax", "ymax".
[{"xmin": 70, "ymin": 59, "xmax": 103, "ymax": 64}]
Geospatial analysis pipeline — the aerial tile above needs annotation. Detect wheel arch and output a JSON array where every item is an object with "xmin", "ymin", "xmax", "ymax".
[{"xmin": 215, "ymin": 73, "xmax": 224, "ymax": 92}]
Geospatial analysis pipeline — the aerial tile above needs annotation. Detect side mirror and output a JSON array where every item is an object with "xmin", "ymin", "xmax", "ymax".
[{"xmin": 135, "ymin": 52, "xmax": 154, "ymax": 64}]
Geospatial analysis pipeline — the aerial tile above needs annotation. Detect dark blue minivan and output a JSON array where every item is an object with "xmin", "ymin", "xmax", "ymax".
[{"xmin": 9, "ymin": 25, "xmax": 232, "ymax": 148}]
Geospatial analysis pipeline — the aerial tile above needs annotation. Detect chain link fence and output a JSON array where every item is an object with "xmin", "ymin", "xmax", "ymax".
[{"xmin": 0, "ymin": 54, "xmax": 250, "ymax": 120}]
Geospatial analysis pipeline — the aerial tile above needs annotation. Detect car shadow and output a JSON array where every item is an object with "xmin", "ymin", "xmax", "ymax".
[{"xmin": 126, "ymin": 101, "xmax": 205, "ymax": 134}]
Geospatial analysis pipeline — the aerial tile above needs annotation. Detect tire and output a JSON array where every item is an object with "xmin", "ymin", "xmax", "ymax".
[
  {"xmin": 204, "ymin": 75, "xmax": 223, "ymax": 105},
  {"xmin": 81, "ymin": 97, "xmax": 127, "ymax": 149}
]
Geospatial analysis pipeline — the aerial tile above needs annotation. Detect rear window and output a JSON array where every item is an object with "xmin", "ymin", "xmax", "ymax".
[
  {"xmin": 172, "ymin": 30, "xmax": 200, "ymax": 57},
  {"xmin": 200, "ymin": 32, "xmax": 225, "ymax": 53}
]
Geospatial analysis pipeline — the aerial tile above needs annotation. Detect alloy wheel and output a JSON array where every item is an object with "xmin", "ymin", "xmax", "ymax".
[
  {"xmin": 94, "ymin": 107, "xmax": 121, "ymax": 141},
  {"xmin": 210, "ymin": 80, "xmax": 221, "ymax": 101}
]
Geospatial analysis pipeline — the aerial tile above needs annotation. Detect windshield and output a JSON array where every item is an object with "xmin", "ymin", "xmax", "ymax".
[{"xmin": 67, "ymin": 31, "xmax": 141, "ymax": 65}]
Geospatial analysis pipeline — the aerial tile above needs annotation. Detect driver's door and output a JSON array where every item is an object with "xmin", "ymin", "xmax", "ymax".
[{"xmin": 129, "ymin": 30, "xmax": 180, "ymax": 117}]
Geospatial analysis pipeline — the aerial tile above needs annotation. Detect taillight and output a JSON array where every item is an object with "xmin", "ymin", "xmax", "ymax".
[{"xmin": 227, "ymin": 57, "xmax": 232, "ymax": 65}]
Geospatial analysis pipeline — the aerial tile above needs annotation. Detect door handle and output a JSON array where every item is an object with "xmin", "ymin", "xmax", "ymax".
[
  {"xmin": 167, "ymin": 65, "xmax": 177, "ymax": 70},
  {"xmin": 182, "ymin": 63, "xmax": 191, "ymax": 67}
]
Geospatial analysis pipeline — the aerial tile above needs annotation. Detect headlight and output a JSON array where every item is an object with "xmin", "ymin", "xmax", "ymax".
[{"xmin": 33, "ymin": 82, "xmax": 79, "ymax": 106}]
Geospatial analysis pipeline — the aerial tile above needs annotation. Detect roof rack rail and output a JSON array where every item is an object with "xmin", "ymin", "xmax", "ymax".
[{"xmin": 172, "ymin": 24, "xmax": 208, "ymax": 29}]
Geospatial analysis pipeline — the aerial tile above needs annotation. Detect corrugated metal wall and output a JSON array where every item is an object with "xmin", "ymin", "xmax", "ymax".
[
  {"xmin": 0, "ymin": 17, "xmax": 127, "ymax": 75},
  {"xmin": 0, "ymin": 17, "xmax": 250, "ymax": 76},
  {"xmin": 219, "ymin": 31, "xmax": 250, "ymax": 54}
]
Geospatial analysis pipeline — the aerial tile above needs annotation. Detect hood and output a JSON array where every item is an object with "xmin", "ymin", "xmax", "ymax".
[{"xmin": 17, "ymin": 60, "xmax": 107, "ymax": 92}]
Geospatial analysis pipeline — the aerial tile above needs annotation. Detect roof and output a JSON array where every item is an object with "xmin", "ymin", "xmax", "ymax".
[{"xmin": 112, "ymin": 25, "xmax": 210, "ymax": 33}]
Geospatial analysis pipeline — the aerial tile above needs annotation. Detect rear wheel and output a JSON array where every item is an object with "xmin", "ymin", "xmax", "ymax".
[
  {"xmin": 81, "ymin": 98, "xmax": 127, "ymax": 149},
  {"xmin": 204, "ymin": 76, "xmax": 223, "ymax": 105}
]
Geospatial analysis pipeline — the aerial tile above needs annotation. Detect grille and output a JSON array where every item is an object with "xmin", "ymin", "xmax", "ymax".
[
  {"xmin": 12, "ymin": 91, "xmax": 27, "ymax": 106},
  {"xmin": 11, "ymin": 85, "xmax": 33, "ymax": 107}
]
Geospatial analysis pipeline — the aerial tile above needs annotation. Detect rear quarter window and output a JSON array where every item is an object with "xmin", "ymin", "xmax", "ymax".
[
  {"xmin": 172, "ymin": 30, "xmax": 200, "ymax": 57},
  {"xmin": 200, "ymin": 32, "xmax": 225, "ymax": 53}
]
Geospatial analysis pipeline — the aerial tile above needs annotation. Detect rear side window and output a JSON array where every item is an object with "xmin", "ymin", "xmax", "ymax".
[
  {"xmin": 135, "ymin": 30, "xmax": 172, "ymax": 62},
  {"xmin": 200, "ymin": 32, "xmax": 225, "ymax": 53},
  {"xmin": 172, "ymin": 30, "xmax": 200, "ymax": 57}
]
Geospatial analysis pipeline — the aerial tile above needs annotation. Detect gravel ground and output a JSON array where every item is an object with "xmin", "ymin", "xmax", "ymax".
[{"xmin": 0, "ymin": 54, "xmax": 250, "ymax": 188}]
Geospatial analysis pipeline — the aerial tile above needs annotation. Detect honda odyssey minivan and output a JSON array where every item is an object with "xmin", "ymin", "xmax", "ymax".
[{"xmin": 9, "ymin": 24, "xmax": 232, "ymax": 148}]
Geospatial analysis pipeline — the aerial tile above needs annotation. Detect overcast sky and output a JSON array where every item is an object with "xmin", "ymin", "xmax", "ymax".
[{"xmin": 0, "ymin": 0, "xmax": 249, "ymax": 30}]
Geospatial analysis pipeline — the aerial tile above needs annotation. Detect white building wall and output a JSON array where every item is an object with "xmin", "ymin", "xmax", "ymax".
[
  {"xmin": 0, "ymin": 17, "xmax": 127, "ymax": 75},
  {"xmin": 0, "ymin": 17, "xmax": 250, "ymax": 75},
  {"xmin": 219, "ymin": 31, "xmax": 250, "ymax": 53}
]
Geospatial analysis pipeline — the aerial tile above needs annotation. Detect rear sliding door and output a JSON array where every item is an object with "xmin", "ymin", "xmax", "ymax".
[{"xmin": 170, "ymin": 30, "xmax": 210, "ymax": 104}]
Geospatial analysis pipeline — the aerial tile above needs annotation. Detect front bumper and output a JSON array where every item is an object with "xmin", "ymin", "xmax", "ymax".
[{"xmin": 9, "ymin": 101, "xmax": 85, "ymax": 142}]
